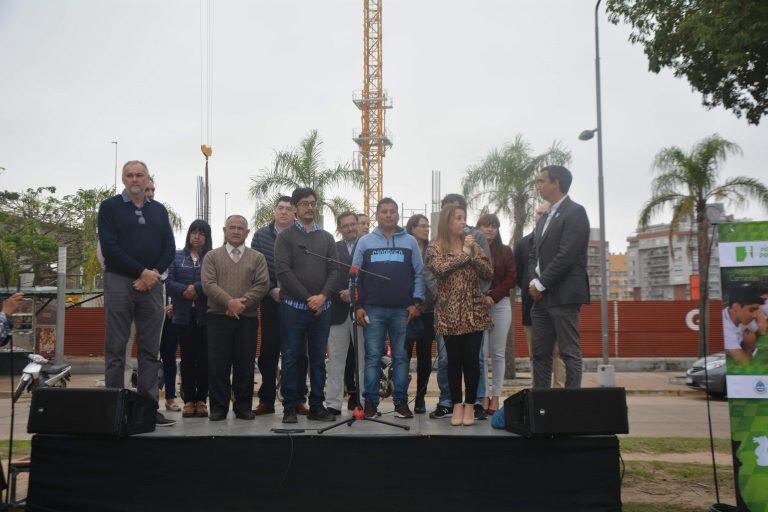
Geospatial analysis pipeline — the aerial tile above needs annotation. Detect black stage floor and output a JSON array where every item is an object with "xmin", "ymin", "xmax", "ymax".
[{"xmin": 27, "ymin": 412, "xmax": 622, "ymax": 512}]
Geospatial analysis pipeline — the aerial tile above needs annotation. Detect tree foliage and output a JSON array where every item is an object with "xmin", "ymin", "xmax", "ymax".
[
  {"xmin": 249, "ymin": 130, "xmax": 363, "ymax": 228},
  {"xmin": 461, "ymin": 135, "xmax": 571, "ymax": 243},
  {"xmin": 639, "ymin": 134, "xmax": 768, "ymax": 356},
  {"xmin": 0, "ymin": 185, "xmax": 113, "ymax": 288},
  {"xmin": 606, "ymin": 0, "xmax": 768, "ymax": 125}
]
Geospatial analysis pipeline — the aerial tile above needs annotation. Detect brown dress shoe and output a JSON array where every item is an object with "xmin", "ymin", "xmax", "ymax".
[
  {"xmin": 296, "ymin": 403, "xmax": 309, "ymax": 416},
  {"xmin": 194, "ymin": 401, "xmax": 208, "ymax": 418},
  {"xmin": 182, "ymin": 402, "xmax": 197, "ymax": 418},
  {"xmin": 252, "ymin": 403, "xmax": 275, "ymax": 416}
]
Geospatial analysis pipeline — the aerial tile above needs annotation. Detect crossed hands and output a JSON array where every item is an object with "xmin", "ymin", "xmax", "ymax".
[
  {"xmin": 133, "ymin": 269, "xmax": 161, "ymax": 292},
  {"xmin": 182, "ymin": 284, "xmax": 198, "ymax": 300},
  {"xmin": 307, "ymin": 294, "xmax": 327, "ymax": 317},
  {"xmin": 226, "ymin": 298, "xmax": 247, "ymax": 319}
]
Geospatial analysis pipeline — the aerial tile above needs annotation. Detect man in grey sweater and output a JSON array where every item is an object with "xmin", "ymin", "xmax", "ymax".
[{"xmin": 274, "ymin": 187, "xmax": 340, "ymax": 424}]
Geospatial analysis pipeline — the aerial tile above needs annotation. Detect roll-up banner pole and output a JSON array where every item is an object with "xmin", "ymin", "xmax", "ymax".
[{"xmin": 719, "ymin": 221, "xmax": 768, "ymax": 512}]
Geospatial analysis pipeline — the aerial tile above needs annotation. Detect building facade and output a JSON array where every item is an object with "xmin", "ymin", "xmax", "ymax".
[
  {"xmin": 608, "ymin": 252, "xmax": 633, "ymax": 301},
  {"xmin": 587, "ymin": 228, "xmax": 608, "ymax": 301},
  {"xmin": 625, "ymin": 205, "xmax": 733, "ymax": 300}
]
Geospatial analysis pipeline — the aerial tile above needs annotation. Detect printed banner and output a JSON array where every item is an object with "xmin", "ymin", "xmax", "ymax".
[{"xmin": 719, "ymin": 221, "xmax": 768, "ymax": 512}]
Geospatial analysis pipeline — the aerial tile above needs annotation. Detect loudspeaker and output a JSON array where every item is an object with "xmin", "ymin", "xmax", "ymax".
[
  {"xmin": 504, "ymin": 387, "xmax": 628, "ymax": 437},
  {"xmin": 28, "ymin": 388, "xmax": 156, "ymax": 437}
]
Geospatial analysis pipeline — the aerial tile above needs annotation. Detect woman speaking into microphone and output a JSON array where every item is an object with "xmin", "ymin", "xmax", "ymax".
[{"xmin": 426, "ymin": 204, "xmax": 493, "ymax": 426}]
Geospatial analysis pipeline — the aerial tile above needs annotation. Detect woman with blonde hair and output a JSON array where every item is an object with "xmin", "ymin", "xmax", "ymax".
[{"xmin": 426, "ymin": 204, "xmax": 493, "ymax": 426}]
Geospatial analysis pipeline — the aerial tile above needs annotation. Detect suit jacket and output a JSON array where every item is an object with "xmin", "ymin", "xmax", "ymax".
[
  {"xmin": 513, "ymin": 232, "xmax": 534, "ymax": 325},
  {"xmin": 330, "ymin": 239, "xmax": 356, "ymax": 325},
  {"xmin": 527, "ymin": 196, "xmax": 591, "ymax": 306}
]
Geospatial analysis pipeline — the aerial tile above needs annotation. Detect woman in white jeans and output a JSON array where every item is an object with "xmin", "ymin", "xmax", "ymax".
[{"xmin": 477, "ymin": 214, "xmax": 516, "ymax": 413}]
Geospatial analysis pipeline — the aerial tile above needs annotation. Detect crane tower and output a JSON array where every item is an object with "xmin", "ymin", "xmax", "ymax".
[{"xmin": 353, "ymin": 0, "xmax": 392, "ymax": 221}]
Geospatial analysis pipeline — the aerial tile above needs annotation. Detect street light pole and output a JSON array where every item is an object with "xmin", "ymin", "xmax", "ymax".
[
  {"xmin": 581, "ymin": 0, "xmax": 614, "ymax": 387},
  {"xmin": 224, "ymin": 192, "xmax": 229, "ymax": 221}
]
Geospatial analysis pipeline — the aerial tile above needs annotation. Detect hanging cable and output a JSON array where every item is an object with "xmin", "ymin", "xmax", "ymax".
[{"xmin": 199, "ymin": 0, "xmax": 214, "ymax": 223}]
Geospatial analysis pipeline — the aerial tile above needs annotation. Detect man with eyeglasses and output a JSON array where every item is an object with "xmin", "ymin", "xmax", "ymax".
[
  {"xmin": 250, "ymin": 195, "xmax": 309, "ymax": 416},
  {"xmin": 274, "ymin": 187, "xmax": 339, "ymax": 423},
  {"xmin": 98, "ymin": 160, "xmax": 177, "ymax": 426},
  {"xmin": 325, "ymin": 211, "xmax": 364, "ymax": 415}
]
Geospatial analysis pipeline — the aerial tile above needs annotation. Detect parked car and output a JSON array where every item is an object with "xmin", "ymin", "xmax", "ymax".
[{"xmin": 685, "ymin": 352, "xmax": 727, "ymax": 396}]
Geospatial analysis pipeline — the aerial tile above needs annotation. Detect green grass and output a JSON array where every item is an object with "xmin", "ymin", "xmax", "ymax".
[
  {"xmin": 623, "ymin": 460, "xmax": 734, "ymax": 495},
  {"xmin": 620, "ymin": 436, "xmax": 731, "ymax": 454},
  {"xmin": 0, "ymin": 439, "xmax": 32, "ymax": 459},
  {"xmin": 625, "ymin": 459, "xmax": 733, "ymax": 479}
]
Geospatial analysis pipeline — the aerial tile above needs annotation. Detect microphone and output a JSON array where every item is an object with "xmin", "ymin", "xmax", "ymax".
[
  {"xmin": 297, "ymin": 244, "xmax": 308, "ymax": 254},
  {"xmin": 463, "ymin": 227, "xmax": 474, "ymax": 255}
]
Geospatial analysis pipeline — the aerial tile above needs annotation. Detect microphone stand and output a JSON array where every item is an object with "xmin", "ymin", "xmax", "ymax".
[{"xmin": 294, "ymin": 245, "xmax": 408, "ymax": 433}]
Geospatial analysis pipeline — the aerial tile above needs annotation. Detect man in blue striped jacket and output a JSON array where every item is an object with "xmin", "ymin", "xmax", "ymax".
[{"xmin": 353, "ymin": 198, "xmax": 425, "ymax": 419}]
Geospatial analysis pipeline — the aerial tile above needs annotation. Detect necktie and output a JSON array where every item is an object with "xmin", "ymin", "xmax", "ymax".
[{"xmin": 231, "ymin": 247, "xmax": 241, "ymax": 262}]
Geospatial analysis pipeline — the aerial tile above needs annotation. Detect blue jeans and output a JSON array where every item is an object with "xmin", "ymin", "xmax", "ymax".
[
  {"xmin": 363, "ymin": 306, "xmax": 409, "ymax": 407},
  {"xmin": 436, "ymin": 334, "xmax": 452, "ymax": 407},
  {"xmin": 279, "ymin": 304, "xmax": 331, "ymax": 410},
  {"xmin": 475, "ymin": 330, "xmax": 489, "ymax": 404}
]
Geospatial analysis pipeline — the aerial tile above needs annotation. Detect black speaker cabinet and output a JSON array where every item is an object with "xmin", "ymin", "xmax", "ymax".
[
  {"xmin": 28, "ymin": 388, "xmax": 156, "ymax": 437},
  {"xmin": 504, "ymin": 387, "xmax": 628, "ymax": 437}
]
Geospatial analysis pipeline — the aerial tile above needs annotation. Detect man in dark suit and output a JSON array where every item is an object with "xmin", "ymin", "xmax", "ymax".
[
  {"xmin": 325, "ymin": 211, "xmax": 364, "ymax": 415},
  {"xmin": 528, "ymin": 165, "xmax": 590, "ymax": 389}
]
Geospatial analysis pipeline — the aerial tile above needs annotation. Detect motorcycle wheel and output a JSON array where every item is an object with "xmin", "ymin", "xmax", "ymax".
[{"xmin": 12, "ymin": 375, "xmax": 30, "ymax": 403}]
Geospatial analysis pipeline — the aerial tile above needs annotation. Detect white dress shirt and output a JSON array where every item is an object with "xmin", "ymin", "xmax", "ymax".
[{"xmin": 530, "ymin": 195, "xmax": 568, "ymax": 292}]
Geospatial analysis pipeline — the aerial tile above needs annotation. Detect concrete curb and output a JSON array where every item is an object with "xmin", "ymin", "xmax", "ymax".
[{"xmin": 61, "ymin": 357, "xmax": 699, "ymax": 375}]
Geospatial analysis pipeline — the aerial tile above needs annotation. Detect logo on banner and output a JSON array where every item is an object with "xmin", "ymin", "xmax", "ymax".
[
  {"xmin": 720, "ymin": 241, "xmax": 768, "ymax": 266},
  {"xmin": 756, "ymin": 380, "xmax": 767, "ymax": 395},
  {"xmin": 755, "ymin": 437, "xmax": 768, "ymax": 467}
]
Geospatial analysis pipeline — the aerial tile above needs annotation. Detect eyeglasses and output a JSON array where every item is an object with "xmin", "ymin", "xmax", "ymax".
[
  {"xmin": 297, "ymin": 201, "xmax": 317, "ymax": 208},
  {"xmin": 417, "ymin": 223, "xmax": 430, "ymax": 229},
  {"xmin": 135, "ymin": 210, "xmax": 145, "ymax": 225}
]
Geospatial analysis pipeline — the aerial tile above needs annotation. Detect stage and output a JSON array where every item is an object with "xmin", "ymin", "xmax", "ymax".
[{"xmin": 26, "ymin": 413, "xmax": 622, "ymax": 512}]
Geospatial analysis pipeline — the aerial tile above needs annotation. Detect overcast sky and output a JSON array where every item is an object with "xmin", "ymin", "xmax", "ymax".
[{"xmin": 1, "ymin": 0, "xmax": 766, "ymax": 250}]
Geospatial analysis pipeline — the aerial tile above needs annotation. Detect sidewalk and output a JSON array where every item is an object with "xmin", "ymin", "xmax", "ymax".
[{"xmin": 0, "ymin": 369, "xmax": 694, "ymax": 398}]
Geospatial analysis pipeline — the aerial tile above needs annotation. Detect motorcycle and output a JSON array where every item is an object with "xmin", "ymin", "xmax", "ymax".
[{"xmin": 12, "ymin": 354, "xmax": 72, "ymax": 403}]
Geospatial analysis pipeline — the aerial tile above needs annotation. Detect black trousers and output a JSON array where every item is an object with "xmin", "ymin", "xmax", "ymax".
[
  {"xmin": 445, "ymin": 330, "xmax": 483, "ymax": 405},
  {"xmin": 257, "ymin": 297, "xmax": 308, "ymax": 406},
  {"xmin": 207, "ymin": 314, "xmax": 259, "ymax": 416},
  {"xmin": 343, "ymin": 343, "xmax": 357, "ymax": 393},
  {"xmin": 159, "ymin": 318, "xmax": 178, "ymax": 399},
  {"xmin": 406, "ymin": 312, "xmax": 435, "ymax": 397},
  {"xmin": 178, "ymin": 309, "xmax": 208, "ymax": 403}
]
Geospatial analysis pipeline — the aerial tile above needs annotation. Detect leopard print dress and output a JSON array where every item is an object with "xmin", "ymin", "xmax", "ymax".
[{"xmin": 425, "ymin": 241, "xmax": 493, "ymax": 336}]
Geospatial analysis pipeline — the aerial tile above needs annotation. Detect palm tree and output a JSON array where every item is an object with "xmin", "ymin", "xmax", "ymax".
[
  {"xmin": 461, "ymin": 135, "xmax": 570, "ymax": 381},
  {"xmin": 639, "ymin": 134, "xmax": 768, "ymax": 356},
  {"xmin": 461, "ymin": 134, "xmax": 571, "ymax": 243},
  {"xmin": 249, "ymin": 130, "xmax": 363, "ymax": 228}
]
